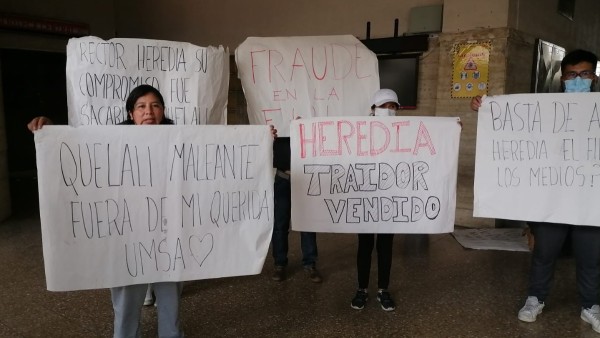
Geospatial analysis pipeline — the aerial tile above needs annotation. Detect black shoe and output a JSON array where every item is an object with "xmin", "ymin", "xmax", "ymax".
[
  {"xmin": 272, "ymin": 266, "xmax": 286, "ymax": 281},
  {"xmin": 377, "ymin": 290, "xmax": 396, "ymax": 311},
  {"xmin": 304, "ymin": 266, "xmax": 323, "ymax": 283},
  {"xmin": 351, "ymin": 289, "xmax": 368, "ymax": 310}
]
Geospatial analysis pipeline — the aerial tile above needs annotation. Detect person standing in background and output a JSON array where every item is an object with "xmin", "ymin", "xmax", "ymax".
[{"xmin": 271, "ymin": 135, "xmax": 322, "ymax": 283}]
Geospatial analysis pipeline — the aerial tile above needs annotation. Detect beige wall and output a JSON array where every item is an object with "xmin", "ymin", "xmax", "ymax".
[
  {"xmin": 508, "ymin": 0, "xmax": 600, "ymax": 53},
  {"xmin": 435, "ymin": 28, "xmax": 512, "ymax": 227},
  {"xmin": 115, "ymin": 0, "xmax": 442, "ymax": 48},
  {"xmin": 443, "ymin": 0, "xmax": 510, "ymax": 32},
  {"xmin": 442, "ymin": 0, "xmax": 600, "ymax": 55}
]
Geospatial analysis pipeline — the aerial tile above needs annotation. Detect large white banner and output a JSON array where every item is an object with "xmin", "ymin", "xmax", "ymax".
[
  {"xmin": 66, "ymin": 36, "xmax": 229, "ymax": 126},
  {"xmin": 34, "ymin": 125, "xmax": 273, "ymax": 291},
  {"xmin": 235, "ymin": 35, "xmax": 380, "ymax": 136},
  {"xmin": 474, "ymin": 93, "xmax": 600, "ymax": 226},
  {"xmin": 290, "ymin": 116, "xmax": 461, "ymax": 233}
]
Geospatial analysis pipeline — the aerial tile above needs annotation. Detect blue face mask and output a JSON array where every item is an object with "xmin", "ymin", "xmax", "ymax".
[{"xmin": 564, "ymin": 76, "xmax": 593, "ymax": 93}]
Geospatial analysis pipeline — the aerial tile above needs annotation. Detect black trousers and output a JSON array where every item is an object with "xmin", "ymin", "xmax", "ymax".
[
  {"xmin": 356, "ymin": 233, "xmax": 394, "ymax": 290},
  {"xmin": 528, "ymin": 222, "xmax": 600, "ymax": 308}
]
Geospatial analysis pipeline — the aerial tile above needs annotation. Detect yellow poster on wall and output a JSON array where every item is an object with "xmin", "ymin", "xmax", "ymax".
[{"xmin": 451, "ymin": 41, "xmax": 491, "ymax": 98}]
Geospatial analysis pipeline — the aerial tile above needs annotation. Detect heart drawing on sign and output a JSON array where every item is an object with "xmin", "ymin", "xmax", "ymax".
[{"xmin": 189, "ymin": 233, "xmax": 214, "ymax": 268}]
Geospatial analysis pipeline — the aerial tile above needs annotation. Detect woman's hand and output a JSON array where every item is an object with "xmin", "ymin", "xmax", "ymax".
[{"xmin": 27, "ymin": 116, "xmax": 53, "ymax": 132}]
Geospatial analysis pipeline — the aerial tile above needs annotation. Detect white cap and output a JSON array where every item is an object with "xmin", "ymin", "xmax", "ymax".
[{"xmin": 371, "ymin": 89, "xmax": 400, "ymax": 107}]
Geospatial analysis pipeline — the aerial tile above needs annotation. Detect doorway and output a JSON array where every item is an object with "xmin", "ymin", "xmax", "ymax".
[{"xmin": 0, "ymin": 49, "xmax": 67, "ymax": 215}]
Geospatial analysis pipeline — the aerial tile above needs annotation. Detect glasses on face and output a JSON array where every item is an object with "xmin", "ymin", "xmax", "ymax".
[{"xmin": 562, "ymin": 70, "xmax": 596, "ymax": 80}]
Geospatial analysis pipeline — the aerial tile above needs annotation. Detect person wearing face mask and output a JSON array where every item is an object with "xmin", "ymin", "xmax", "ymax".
[
  {"xmin": 470, "ymin": 49, "xmax": 600, "ymax": 333},
  {"xmin": 350, "ymin": 89, "xmax": 399, "ymax": 312},
  {"xmin": 470, "ymin": 49, "xmax": 598, "ymax": 111},
  {"xmin": 562, "ymin": 52, "xmax": 597, "ymax": 93},
  {"xmin": 370, "ymin": 89, "xmax": 399, "ymax": 117}
]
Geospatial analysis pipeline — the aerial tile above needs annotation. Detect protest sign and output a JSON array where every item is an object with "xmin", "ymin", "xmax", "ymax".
[
  {"xmin": 290, "ymin": 116, "xmax": 461, "ymax": 233},
  {"xmin": 66, "ymin": 36, "xmax": 229, "ymax": 126},
  {"xmin": 235, "ymin": 35, "xmax": 380, "ymax": 136},
  {"xmin": 34, "ymin": 125, "xmax": 273, "ymax": 291},
  {"xmin": 474, "ymin": 93, "xmax": 600, "ymax": 226}
]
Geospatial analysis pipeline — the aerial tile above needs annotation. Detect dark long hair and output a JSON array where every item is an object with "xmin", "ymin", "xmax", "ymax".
[{"xmin": 123, "ymin": 85, "xmax": 173, "ymax": 124}]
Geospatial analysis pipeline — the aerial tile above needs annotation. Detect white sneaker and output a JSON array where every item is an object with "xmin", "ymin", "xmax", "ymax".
[
  {"xmin": 143, "ymin": 285, "xmax": 154, "ymax": 306},
  {"xmin": 581, "ymin": 305, "xmax": 600, "ymax": 333},
  {"xmin": 518, "ymin": 296, "xmax": 545, "ymax": 322}
]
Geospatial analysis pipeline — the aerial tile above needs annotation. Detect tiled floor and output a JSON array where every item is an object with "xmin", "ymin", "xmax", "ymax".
[{"xmin": 1, "ymin": 212, "xmax": 598, "ymax": 337}]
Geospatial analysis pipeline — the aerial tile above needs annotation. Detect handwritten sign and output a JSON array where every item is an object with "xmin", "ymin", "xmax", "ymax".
[
  {"xmin": 290, "ymin": 116, "xmax": 461, "ymax": 233},
  {"xmin": 235, "ymin": 35, "xmax": 380, "ymax": 136},
  {"xmin": 474, "ymin": 93, "xmax": 600, "ymax": 226},
  {"xmin": 66, "ymin": 36, "xmax": 229, "ymax": 126},
  {"xmin": 34, "ymin": 125, "xmax": 273, "ymax": 291}
]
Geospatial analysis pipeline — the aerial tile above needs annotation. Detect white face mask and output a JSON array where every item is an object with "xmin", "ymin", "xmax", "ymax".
[{"xmin": 373, "ymin": 108, "xmax": 396, "ymax": 116}]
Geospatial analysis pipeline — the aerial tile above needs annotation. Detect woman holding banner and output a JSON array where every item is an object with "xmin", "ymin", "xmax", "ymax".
[
  {"xmin": 29, "ymin": 84, "xmax": 278, "ymax": 337},
  {"xmin": 350, "ymin": 89, "xmax": 400, "ymax": 312},
  {"xmin": 29, "ymin": 85, "xmax": 184, "ymax": 338}
]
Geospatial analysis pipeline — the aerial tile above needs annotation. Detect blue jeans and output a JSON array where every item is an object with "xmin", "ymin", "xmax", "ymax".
[
  {"xmin": 272, "ymin": 174, "xmax": 318, "ymax": 267},
  {"xmin": 111, "ymin": 282, "xmax": 184, "ymax": 338},
  {"xmin": 528, "ymin": 222, "xmax": 600, "ymax": 308}
]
